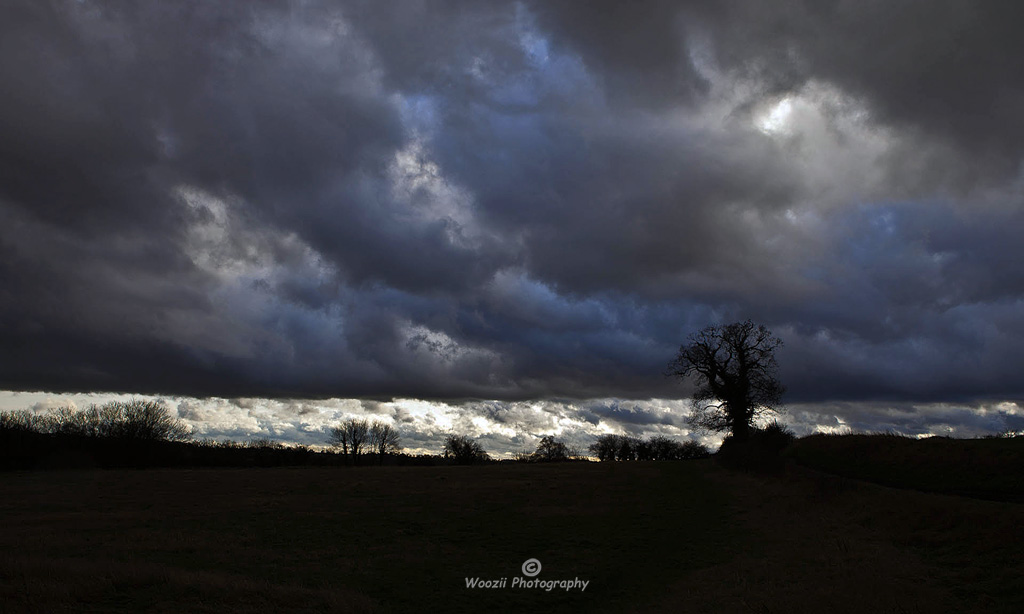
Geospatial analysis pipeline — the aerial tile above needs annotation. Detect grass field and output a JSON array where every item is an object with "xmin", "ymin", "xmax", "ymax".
[
  {"xmin": 2, "ymin": 453, "xmax": 1023, "ymax": 613},
  {"xmin": 787, "ymin": 433, "xmax": 1024, "ymax": 501}
]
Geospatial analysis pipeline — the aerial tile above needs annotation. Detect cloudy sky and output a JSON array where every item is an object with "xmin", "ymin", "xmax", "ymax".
[{"xmin": 3, "ymin": 0, "xmax": 1024, "ymax": 454}]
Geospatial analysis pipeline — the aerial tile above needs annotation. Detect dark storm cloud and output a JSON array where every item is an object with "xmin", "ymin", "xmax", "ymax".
[
  {"xmin": 3, "ymin": 0, "xmax": 1024, "ymax": 420},
  {"xmin": 706, "ymin": 0, "xmax": 1024, "ymax": 180},
  {"xmin": 529, "ymin": 0, "xmax": 712, "ymax": 108}
]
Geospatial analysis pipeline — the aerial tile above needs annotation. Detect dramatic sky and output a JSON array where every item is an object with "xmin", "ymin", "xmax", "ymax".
[{"xmin": 4, "ymin": 0, "xmax": 1024, "ymax": 452}]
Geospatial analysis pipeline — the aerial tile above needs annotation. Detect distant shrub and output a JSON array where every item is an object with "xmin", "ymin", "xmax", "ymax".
[
  {"xmin": 752, "ymin": 420, "xmax": 796, "ymax": 452},
  {"xmin": 442, "ymin": 434, "xmax": 490, "ymax": 465}
]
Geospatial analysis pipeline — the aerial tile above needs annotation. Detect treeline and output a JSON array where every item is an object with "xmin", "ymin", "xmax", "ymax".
[
  {"xmin": 438, "ymin": 434, "xmax": 708, "ymax": 464},
  {"xmin": 588, "ymin": 434, "xmax": 710, "ymax": 461},
  {"xmin": 328, "ymin": 419, "xmax": 401, "ymax": 465},
  {"xmin": 1, "ymin": 400, "xmax": 189, "ymax": 441},
  {"xmin": 2, "ymin": 401, "xmax": 712, "ymax": 470},
  {"xmin": 514, "ymin": 435, "xmax": 586, "ymax": 463},
  {"xmin": 0, "ymin": 402, "xmax": 430, "ymax": 470}
]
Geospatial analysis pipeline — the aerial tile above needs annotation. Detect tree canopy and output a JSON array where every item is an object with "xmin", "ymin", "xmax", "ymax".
[
  {"xmin": 442, "ymin": 434, "xmax": 489, "ymax": 464},
  {"xmin": 667, "ymin": 320, "xmax": 784, "ymax": 442}
]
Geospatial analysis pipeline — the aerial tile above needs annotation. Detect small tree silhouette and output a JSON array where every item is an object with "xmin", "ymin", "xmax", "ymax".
[
  {"xmin": 369, "ymin": 421, "xmax": 401, "ymax": 465},
  {"xmin": 328, "ymin": 419, "xmax": 370, "ymax": 464},
  {"xmin": 442, "ymin": 434, "xmax": 489, "ymax": 464},
  {"xmin": 532, "ymin": 436, "xmax": 570, "ymax": 462}
]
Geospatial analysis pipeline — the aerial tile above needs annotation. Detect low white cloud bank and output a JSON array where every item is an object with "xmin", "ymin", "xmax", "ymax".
[{"xmin": 3, "ymin": 391, "xmax": 1020, "ymax": 457}]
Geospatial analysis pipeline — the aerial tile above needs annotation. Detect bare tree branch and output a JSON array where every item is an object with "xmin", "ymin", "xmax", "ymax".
[{"xmin": 666, "ymin": 320, "xmax": 785, "ymax": 441}]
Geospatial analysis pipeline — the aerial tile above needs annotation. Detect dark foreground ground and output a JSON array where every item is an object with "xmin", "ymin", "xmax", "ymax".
[{"xmin": 2, "ymin": 448, "xmax": 1023, "ymax": 613}]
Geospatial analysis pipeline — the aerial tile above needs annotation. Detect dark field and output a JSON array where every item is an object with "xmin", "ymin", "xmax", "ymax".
[
  {"xmin": 787, "ymin": 433, "xmax": 1024, "ymax": 501},
  {"xmin": 2, "ymin": 451, "xmax": 1023, "ymax": 613}
]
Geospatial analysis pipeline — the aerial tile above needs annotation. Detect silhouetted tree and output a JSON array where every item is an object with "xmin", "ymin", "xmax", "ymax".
[
  {"xmin": 108, "ymin": 400, "xmax": 191, "ymax": 440},
  {"xmin": 442, "ymin": 434, "xmax": 489, "ymax": 464},
  {"xmin": 667, "ymin": 320, "xmax": 784, "ymax": 442},
  {"xmin": 533, "ymin": 436, "xmax": 570, "ymax": 462},
  {"xmin": 616, "ymin": 436, "xmax": 639, "ymax": 461},
  {"xmin": 588, "ymin": 434, "xmax": 637, "ymax": 461},
  {"xmin": 369, "ymin": 421, "xmax": 401, "ymax": 465},
  {"xmin": 37, "ymin": 400, "xmax": 189, "ymax": 441},
  {"xmin": 327, "ymin": 426, "xmax": 347, "ymax": 454},
  {"xmin": 679, "ymin": 439, "xmax": 711, "ymax": 459},
  {"xmin": 327, "ymin": 427, "xmax": 347, "ymax": 454},
  {"xmin": 646, "ymin": 435, "xmax": 674, "ymax": 460},
  {"xmin": 589, "ymin": 434, "xmax": 620, "ymax": 461},
  {"xmin": 635, "ymin": 438, "xmax": 654, "ymax": 460},
  {"xmin": 328, "ymin": 419, "xmax": 370, "ymax": 463}
]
